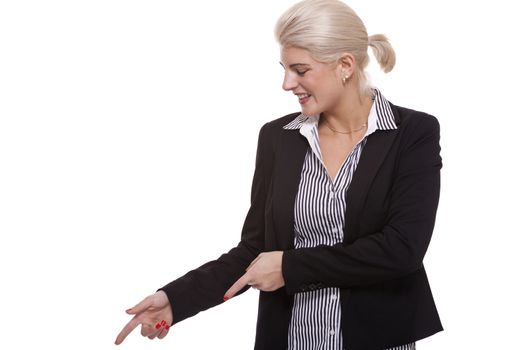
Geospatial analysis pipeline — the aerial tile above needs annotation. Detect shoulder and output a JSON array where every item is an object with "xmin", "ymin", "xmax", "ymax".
[
  {"xmin": 389, "ymin": 103, "xmax": 441, "ymax": 155},
  {"xmin": 256, "ymin": 112, "xmax": 301, "ymax": 144},
  {"xmin": 254, "ymin": 112, "xmax": 301, "ymax": 155},
  {"xmin": 391, "ymin": 103, "xmax": 440, "ymax": 134},
  {"xmin": 261, "ymin": 112, "xmax": 301, "ymax": 133}
]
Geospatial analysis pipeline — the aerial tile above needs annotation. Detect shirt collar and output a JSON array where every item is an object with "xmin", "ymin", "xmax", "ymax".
[{"xmin": 283, "ymin": 88, "xmax": 397, "ymax": 132}]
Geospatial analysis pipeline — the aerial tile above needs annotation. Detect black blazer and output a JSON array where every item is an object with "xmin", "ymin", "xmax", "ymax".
[{"xmin": 161, "ymin": 102, "xmax": 443, "ymax": 350}]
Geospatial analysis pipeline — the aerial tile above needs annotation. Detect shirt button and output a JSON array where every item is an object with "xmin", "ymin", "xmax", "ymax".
[
  {"xmin": 329, "ymin": 329, "xmax": 336, "ymax": 336},
  {"xmin": 331, "ymin": 294, "xmax": 337, "ymax": 301}
]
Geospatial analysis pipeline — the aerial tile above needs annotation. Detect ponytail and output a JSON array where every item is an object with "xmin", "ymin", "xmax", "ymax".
[{"xmin": 368, "ymin": 34, "xmax": 396, "ymax": 73}]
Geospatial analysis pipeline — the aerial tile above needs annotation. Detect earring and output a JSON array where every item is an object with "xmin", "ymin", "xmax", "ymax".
[{"xmin": 342, "ymin": 75, "xmax": 349, "ymax": 84}]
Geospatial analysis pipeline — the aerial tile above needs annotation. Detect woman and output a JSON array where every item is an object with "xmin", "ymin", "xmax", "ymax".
[{"xmin": 115, "ymin": 0, "xmax": 442, "ymax": 349}]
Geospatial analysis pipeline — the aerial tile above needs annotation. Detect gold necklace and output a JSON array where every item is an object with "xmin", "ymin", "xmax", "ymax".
[{"xmin": 323, "ymin": 118, "xmax": 368, "ymax": 134}]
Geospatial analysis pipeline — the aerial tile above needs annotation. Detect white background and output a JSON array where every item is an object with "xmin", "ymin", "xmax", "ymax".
[{"xmin": 1, "ymin": 0, "xmax": 524, "ymax": 349}]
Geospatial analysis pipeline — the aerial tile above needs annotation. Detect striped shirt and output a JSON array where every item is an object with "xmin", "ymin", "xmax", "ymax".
[{"xmin": 283, "ymin": 89, "xmax": 415, "ymax": 350}]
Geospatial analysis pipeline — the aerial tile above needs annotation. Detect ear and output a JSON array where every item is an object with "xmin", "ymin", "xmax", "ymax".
[{"xmin": 338, "ymin": 53, "xmax": 357, "ymax": 79}]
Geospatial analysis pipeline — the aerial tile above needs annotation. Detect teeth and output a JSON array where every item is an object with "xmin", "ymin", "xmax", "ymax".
[{"xmin": 297, "ymin": 94, "xmax": 309, "ymax": 99}]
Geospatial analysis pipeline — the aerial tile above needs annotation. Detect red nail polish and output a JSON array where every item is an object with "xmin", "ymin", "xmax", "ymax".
[
  {"xmin": 161, "ymin": 320, "xmax": 166, "ymax": 326},
  {"xmin": 165, "ymin": 325, "xmax": 170, "ymax": 330},
  {"xmin": 155, "ymin": 323, "xmax": 161, "ymax": 329},
  {"xmin": 223, "ymin": 296, "xmax": 229, "ymax": 301}
]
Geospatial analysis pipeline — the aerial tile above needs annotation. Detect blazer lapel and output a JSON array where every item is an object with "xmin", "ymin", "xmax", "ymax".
[
  {"xmin": 271, "ymin": 102, "xmax": 400, "ymax": 247},
  {"xmin": 344, "ymin": 128, "xmax": 399, "ymax": 240},
  {"xmin": 272, "ymin": 128, "xmax": 308, "ymax": 250}
]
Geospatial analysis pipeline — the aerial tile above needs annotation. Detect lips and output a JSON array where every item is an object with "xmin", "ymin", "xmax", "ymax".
[{"xmin": 296, "ymin": 93, "xmax": 311, "ymax": 105}]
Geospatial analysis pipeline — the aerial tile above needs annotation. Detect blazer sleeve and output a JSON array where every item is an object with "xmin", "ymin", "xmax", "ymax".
[
  {"xmin": 282, "ymin": 114, "xmax": 442, "ymax": 293},
  {"xmin": 159, "ymin": 123, "xmax": 270, "ymax": 323}
]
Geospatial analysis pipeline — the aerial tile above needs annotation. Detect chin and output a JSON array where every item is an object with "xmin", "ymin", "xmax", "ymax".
[{"xmin": 300, "ymin": 105, "xmax": 321, "ymax": 117}]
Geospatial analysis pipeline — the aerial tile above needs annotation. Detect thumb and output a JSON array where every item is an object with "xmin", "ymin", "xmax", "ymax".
[{"xmin": 126, "ymin": 296, "xmax": 153, "ymax": 315}]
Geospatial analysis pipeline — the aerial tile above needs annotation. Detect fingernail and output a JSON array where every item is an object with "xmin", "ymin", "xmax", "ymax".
[
  {"xmin": 155, "ymin": 323, "xmax": 161, "ymax": 329},
  {"xmin": 161, "ymin": 320, "xmax": 166, "ymax": 326},
  {"xmin": 223, "ymin": 295, "xmax": 229, "ymax": 301},
  {"xmin": 126, "ymin": 308, "xmax": 132, "ymax": 313},
  {"xmin": 165, "ymin": 325, "xmax": 170, "ymax": 330}
]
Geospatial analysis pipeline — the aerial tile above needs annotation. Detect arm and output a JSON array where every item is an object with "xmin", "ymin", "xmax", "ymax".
[
  {"xmin": 159, "ymin": 123, "xmax": 271, "ymax": 323},
  {"xmin": 282, "ymin": 115, "xmax": 442, "ymax": 293}
]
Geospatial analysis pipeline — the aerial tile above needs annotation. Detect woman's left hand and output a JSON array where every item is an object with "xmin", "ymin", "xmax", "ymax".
[{"xmin": 224, "ymin": 251, "xmax": 284, "ymax": 299}]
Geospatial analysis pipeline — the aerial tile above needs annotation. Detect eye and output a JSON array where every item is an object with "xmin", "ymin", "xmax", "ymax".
[{"xmin": 296, "ymin": 70, "xmax": 308, "ymax": 76}]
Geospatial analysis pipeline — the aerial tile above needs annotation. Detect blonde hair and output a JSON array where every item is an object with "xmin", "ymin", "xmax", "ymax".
[{"xmin": 275, "ymin": 0, "xmax": 396, "ymax": 96}]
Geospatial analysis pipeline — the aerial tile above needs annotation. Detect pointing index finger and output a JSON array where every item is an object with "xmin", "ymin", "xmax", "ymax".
[
  {"xmin": 246, "ymin": 255, "xmax": 262, "ymax": 271},
  {"xmin": 224, "ymin": 272, "xmax": 251, "ymax": 300},
  {"xmin": 115, "ymin": 316, "xmax": 141, "ymax": 345}
]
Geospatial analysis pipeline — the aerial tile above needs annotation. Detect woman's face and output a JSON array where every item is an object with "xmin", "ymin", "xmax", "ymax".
[{"xmin": 280, "ymin": 46, "xmax": 344, "ymax": 117}]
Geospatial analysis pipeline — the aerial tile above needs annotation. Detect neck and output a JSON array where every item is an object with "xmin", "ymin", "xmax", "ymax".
[{"xmin": 321, "ymin": 84, "xmax": 373, "ymax": 132}]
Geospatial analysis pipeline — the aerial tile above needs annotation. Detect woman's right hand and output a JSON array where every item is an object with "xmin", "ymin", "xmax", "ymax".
[{"xmin": 115, "ymin": 290, "xmax": 173, "ymax": 345}]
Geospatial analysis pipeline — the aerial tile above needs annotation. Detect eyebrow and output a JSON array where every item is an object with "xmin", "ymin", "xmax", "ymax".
[{"xmin": 279, "ymin": 62, "xmax": 310, "ymax": 69}]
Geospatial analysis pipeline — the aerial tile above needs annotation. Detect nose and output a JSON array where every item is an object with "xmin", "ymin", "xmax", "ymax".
[{"xmin": 282, "ymin": 71, "xmax": 298, "ymax": 91}]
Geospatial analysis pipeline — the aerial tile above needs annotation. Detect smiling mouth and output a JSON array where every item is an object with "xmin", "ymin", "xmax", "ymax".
[{"xmin": 297, "ymin": 93, "xmax": 311, "ymax": 104}]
